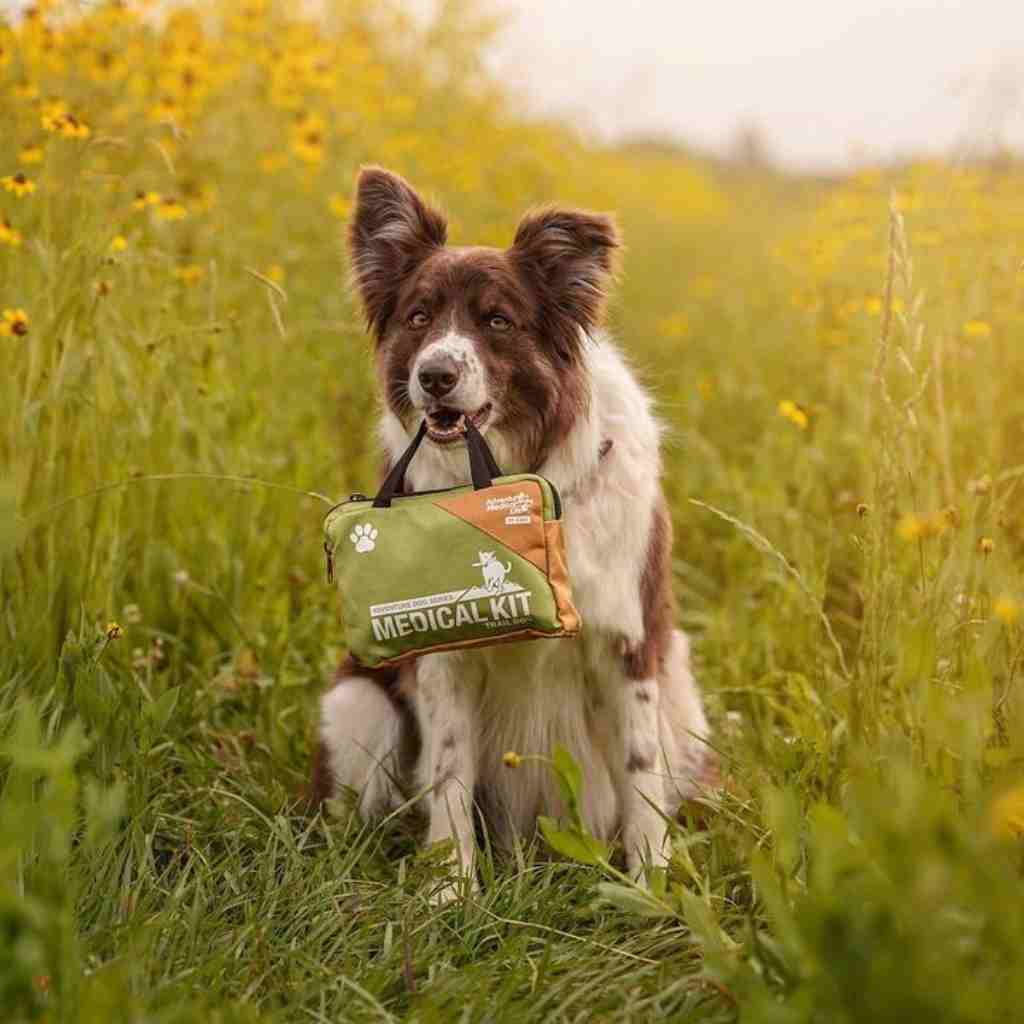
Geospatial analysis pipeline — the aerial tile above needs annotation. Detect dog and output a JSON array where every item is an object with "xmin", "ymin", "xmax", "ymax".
[
  {"xmin": 472, "ymin": 551, "xmax": 512, "ymax": 594},
  {"xmin": 313, "ymin": 166, "xmax": 712, "ymax": 887}
]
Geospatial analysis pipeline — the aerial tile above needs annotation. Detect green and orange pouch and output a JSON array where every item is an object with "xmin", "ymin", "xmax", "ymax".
[{"xmin": 324, "ymin": 419, "xmax": 580, "ymax": 668}]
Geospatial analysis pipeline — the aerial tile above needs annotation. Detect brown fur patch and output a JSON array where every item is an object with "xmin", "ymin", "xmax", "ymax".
[
  {"xmin": 308, "ymin": 738, "xmax": 333, "ymax": 806},
  {"xmin": 624, "ymin": 495, "xmax": 676, "ymax": 681}
]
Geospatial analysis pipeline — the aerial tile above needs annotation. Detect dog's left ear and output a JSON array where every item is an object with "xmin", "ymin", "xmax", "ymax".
[
  {"xmin": 510, "ymin": 207, "xmax": 620, "ymax": 361},
  {"xmin": 348, "ymin": 166, "xmax": 448, "ymax": 338}
]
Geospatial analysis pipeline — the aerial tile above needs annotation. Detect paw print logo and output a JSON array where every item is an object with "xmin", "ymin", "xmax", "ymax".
[{"xmin": 349, "ymin": 523, "xmax": 378, "ymax": 554}]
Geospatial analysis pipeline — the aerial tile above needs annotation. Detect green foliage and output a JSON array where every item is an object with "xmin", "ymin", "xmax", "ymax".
[{"xmin": 2, "ymin": 1, "xmax": 1024, "ymax": 1021}]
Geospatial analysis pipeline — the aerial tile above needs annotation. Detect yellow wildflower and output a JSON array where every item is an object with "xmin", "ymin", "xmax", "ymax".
[
  {"xmin": 657, "ymin": 312, "xmax": 690, "ymax": 339},
  {"xmin": 12, "ymin": 80, "xmax": 39, "ymax": 100},
  {"xmin": 328, "ymin": 193, "xmax": 352, "ymax": 219},
  {"xmin": 897, "ymin": 513, "xmax": 947, "ymax": 542},
  {"xmin": 109, "ymin": 235, "xmax": 128, "ymax": 253},
  {"xmin": 2, "ymin": 173, "xmax": 37, "ymax": 197},
  {"xmin": 147, "ymin": 95, "xmax": 180, "ymax": 124},
  {"xmin": 18, "ymin": 145, "xmax": 44, "ymax": 165},
  {"xmin": 292, "ymin": 128, "xmax": 325, "ymax": 165},
  {"xmin": 502, "ymin": 751, "xmax": 522, "ymax": 769},
  {"xmin": 173, "ymin": 264, "xmax": 204, "ymax": 285},
  {"xmin": 133, "ymin": 190, "xmax": 162, "ymax": 211},
  {"xmin": 156, "ymin": 197, "xmax": 188, "ymax": 221},
  {"xmin": 0, "ymin": 220, "xmax": 22, "ymax": 247},
  {"xmin": 856, "ymin": 503, "xmax": 870, "ymax": 519},
  {"xmin": 265, "ymin": 263, "xmax": 285, "ymax": 284},
  {"xmin": 0, "ymin": 309, "xmax": 30, "ymax": 337},
  {"xmin": 993, "ymin": 597, "xmax": 1020, "ymax": 626},
  {"xmin": 42, "ymin": 110, "xmax": 91, "ymax": 139},
  {"xmin": 978, "ymin": 537, "xmax": 995, "ymax": 556},
  {"xmin": 104, "ymin": 621, "xmax": 123, "ymax": 640},
  {"xmin": 990, "ymin": 785, "xmax": 1024, "ymax": 839},
  {"xmin": 963, "ymin": 319, "xmax": 992, "ymax": 340},
  {"xmin": 778, "ymin": 399, "xmax": 809, "ymax": 430}
]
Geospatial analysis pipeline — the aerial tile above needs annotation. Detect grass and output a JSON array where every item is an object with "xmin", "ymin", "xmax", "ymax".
[{"xmin": 3, "ymin": 2, "xmax": 1024, "ymax": 1021}]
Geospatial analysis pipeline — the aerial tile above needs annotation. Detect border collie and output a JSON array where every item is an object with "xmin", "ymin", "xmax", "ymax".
[{"xmin": 313, "ymin": 167, "xmax": 712, "ymax": 887}]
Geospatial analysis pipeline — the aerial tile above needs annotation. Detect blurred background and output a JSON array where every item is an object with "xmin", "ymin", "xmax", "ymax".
[
  {"xmin": 4, "ymin": 2, "xmax": 1024, "ymax": 1020},
  {"xmin": 489, "ymin": 0, "xmax": 1024, "ymax": 170}
]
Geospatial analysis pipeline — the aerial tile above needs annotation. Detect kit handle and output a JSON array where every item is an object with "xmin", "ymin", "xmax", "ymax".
[{"xmin": 372, "ymin": 418, "xmax": 503, "ymax": 508}]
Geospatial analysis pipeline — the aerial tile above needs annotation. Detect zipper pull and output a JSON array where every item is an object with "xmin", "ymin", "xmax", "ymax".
[
  {"xmin": 348, "ymin": 492, "xmax": 368, "ymax": 502},
  {"xmin": 324, "ymin": 541, "xmax": 334, "ymax": 583}
]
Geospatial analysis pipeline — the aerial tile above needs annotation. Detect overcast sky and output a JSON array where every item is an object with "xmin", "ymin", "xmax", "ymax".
[{"xmin": 486, "ymin": 0, "xmax": 1024, "ymax": 169}]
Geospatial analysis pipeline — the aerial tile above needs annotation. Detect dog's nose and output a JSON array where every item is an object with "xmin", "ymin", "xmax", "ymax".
[{"xmin": 418, "ymin": 356, "xmax": 459, "ymax": 398}]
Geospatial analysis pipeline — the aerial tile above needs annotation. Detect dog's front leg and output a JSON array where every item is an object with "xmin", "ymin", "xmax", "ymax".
[
  {"xmin": 615, "ymin": 676, "xmax": 671, "ymax": 878},
  {"xmin": 416, "ymin": 653, "xmax": 479, "ymax": 899}
]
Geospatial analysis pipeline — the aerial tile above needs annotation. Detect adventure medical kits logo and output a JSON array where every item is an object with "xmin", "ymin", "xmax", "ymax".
[{"xmin": 484, "ymin": 491, "xmax": 533, "ymax": 525}]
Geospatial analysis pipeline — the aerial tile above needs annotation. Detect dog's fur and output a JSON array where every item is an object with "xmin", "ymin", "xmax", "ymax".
[{"xmin": 313, "ymin": 167, "xmax": 711, "ymax": 883}]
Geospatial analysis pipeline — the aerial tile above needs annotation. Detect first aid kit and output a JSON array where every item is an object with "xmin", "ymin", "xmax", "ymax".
[{"xmin": 324, "ymin": 419, "xmax": 580, "ymax": 668}]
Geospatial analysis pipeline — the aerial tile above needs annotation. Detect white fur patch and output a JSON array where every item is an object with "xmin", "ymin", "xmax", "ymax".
[{"xmin": 408, "ymin": 330, "xmax": 490, "ymax": 414}]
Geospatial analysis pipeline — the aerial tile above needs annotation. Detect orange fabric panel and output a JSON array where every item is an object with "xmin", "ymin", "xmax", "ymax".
[
  {"xmin": 434, "ymin": 480, "xmax": 548, "ymax": 573},
  {"xmin": 544, "ymin": 520, "xmax": 581, "ymax": 635}
]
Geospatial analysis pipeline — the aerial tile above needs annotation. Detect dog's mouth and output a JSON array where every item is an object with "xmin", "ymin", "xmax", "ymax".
[{"xmin": 424, "ymin": 403, "xmax": 493, "ymax": 445}]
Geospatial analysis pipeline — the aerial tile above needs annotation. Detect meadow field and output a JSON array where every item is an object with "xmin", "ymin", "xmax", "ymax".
[{"xmin": 4, "ymin": 2, "xmax": 1024, "ymax": 1021}]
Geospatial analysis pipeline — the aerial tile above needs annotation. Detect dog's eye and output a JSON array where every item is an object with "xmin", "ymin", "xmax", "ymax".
[
  {"xmin": 408, "ymin": 311, "xmax": 430, "ymax": 329},
  {"xmin": 488, "ymin": 314, "xmax": 511, "ymax": 331}
]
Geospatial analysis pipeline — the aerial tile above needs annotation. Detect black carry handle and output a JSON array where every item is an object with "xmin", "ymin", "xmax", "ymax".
[{"xmin": 372, "ymin": 418, "xmax": 504, "ymax": 508}]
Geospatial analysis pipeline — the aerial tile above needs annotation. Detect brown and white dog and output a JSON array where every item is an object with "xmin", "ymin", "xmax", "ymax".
[{"xmin": 313, "ymin": 166, "xmax": 711, "ymax": 886}]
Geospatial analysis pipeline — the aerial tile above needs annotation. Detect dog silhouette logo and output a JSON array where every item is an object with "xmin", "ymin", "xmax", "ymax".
[{"xmin": 472, "ymin": 551, "xmax": 512, "ymax": 593}]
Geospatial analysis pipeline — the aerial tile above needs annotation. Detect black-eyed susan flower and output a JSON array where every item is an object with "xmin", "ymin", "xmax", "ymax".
[
  {"xmin": 292, "ymin": 128, "xmax": 324, "ymax": 164},
  {"xmin": 173, "ymin": 264, "xmax": 204, "ymax": 285},
  {"xmin": 0, "ymin": 219, "xmax": 22, "ymax": 247},
  {"xmin": 42, "ymin": 109, "xmax": 91, "ymax": 139},
  {"xmin": 2, "ymin": 173, "xmax": 37, "ymax": 197},
  {"xmin": 993, "ymin": 596, "xmax": 1020, "ymax": 626},
  {"xmin": 778, "ymin": 399, "xmax": 809, "ymax": 430},
  {"xmin": 156, "ymin": 196, "xmax": 187, "ymax": 221},
  {"xmin": 18, "ymin": 145, "xmax": 44, "ymax": 165},
  {"xmin": 133, "ymin": 190, "xmax": 162, "ymax": 211},
  {"xmin": 147, "ymin": 95, "xmax": 180, "ymax": 124},
  {"xmin": 0, "ymin": 308, "xmax": 30, "ymax": 337},
  {"xmin": 12, "ymin": 80, "xmax": 40, "ymax": 100}
]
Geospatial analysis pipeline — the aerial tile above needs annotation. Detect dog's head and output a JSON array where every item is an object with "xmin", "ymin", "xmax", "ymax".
[{"xmin": 347, "ymin": 166, "xmax": 619, "ymax": 470}]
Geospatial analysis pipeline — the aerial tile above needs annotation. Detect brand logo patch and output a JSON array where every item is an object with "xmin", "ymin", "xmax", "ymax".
[
  {"xmin": 350, "ymin": 523, "xmax": 378, "ymax": 553},
  {"xmin": 484, "ymin": 491, "xmax": 533, "ymax": 525}
]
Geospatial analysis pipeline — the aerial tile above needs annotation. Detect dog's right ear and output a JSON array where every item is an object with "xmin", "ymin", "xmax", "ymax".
[{"xmin": 348, "ymin": 166, "xmax": 447, "ymax": 338}]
